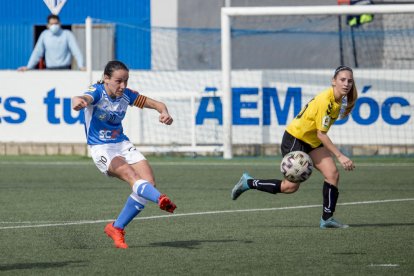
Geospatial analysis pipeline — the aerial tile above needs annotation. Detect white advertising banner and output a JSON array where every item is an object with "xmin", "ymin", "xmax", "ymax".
[
  {"xmin": 1, "ymin": 71, "xmax": 89, "ymax": 143},
  {"xmin": 0, "ymin": 70, "xmax": 413, "ymax": 146}
]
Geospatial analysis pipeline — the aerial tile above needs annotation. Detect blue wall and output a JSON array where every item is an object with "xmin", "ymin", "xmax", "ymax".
[{"xmin": 0, "ymin": 0, "xmax": 151, "ymax": 69}]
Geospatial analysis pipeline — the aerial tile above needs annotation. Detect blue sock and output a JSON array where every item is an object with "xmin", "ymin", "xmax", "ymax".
[
  {"xmin": 113, "ymin": 194, "xmax": 145, "ymax": 229},
  {"xmin": 133, "ymin": 180, "xmax": 161, "ymax": 203}
]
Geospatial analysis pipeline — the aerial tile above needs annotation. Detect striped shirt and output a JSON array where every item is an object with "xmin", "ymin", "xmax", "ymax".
[{"xmin": 82, "ymin": 83, "xmax": 146, "ymax": 145}]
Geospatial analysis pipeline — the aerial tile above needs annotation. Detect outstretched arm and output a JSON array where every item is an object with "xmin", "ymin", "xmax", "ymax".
[
  {"xmin": 317, "ymin": 130, "xmax": 354, "ymax": 171},
  {"xmin": 143, "ymin": 97, "xmax": 173, "ymax": 125},
  {"xmin": 72, "ymin": 95, "xmax": 92, "ymax": 111}
]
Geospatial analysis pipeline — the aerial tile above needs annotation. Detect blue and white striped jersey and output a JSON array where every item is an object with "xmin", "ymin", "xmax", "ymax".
[{"xmin": 83, "ymin": 83, "xmax": 140, "ymax": 145}]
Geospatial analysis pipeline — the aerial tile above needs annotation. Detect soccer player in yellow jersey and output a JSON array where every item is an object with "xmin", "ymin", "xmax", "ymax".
[{"xmin": 231, "ymin": 66, "xmax": 358, "ymax": 229}]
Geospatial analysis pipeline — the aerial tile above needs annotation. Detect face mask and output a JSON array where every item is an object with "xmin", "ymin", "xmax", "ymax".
[{"xmin": 49, "ymin": 24, "xmax": 61, "ymax": 34}]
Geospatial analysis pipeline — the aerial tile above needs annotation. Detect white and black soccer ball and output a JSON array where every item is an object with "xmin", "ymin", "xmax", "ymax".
[{"xmin": 280, "ymin": 151, "xmax": 313, "ymax": 183}]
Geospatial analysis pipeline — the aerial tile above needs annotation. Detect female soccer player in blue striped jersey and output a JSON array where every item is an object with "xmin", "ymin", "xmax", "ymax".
[
  {"xmin": 231, "ymin": 66, "xmax": 357, "ymax": 229},
  {"xmin": 72, "ymin": 60, "xmax": 176, "ymax": 248}
]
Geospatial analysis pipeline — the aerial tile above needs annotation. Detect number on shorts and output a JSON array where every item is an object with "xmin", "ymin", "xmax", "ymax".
[{"xmin": 100, "ymin": 156, "xmax": 107, "ymax": 164}]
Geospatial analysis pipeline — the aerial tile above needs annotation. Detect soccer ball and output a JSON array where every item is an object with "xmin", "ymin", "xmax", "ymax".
[{"xmin": 280, "ymin": 151, "xmax": 313, "ymax": 183}]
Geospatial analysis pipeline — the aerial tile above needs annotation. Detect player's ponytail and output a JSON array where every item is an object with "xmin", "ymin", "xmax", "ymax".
[
  {"xmin": 343, "ymin": 84, "xmax": 358, "ymax": 118},
  {"xmin": 96, "ymin": 77, "xmax": 104, "ymax": 84}
]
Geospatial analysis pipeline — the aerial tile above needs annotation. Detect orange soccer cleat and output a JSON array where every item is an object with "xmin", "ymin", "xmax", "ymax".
[
  {"xmin": 104, "ymin": 222, "xmax": 128, "ymax": 249},
  {"xmin": 158, "ymin": 194, "xmax": 177, "ymax": 213}
]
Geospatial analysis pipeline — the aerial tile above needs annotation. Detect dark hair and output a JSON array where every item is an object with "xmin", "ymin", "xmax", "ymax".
[
  {"xmin": 333, "ymin": 65, "xmax": 353, "ymax": 78},
  {"xmin": 47, "ymin": 14, "xmax": 60, "ymax": 23},
  {"xmin": 97, "ymin": 60, "xmax": 129, "ymax": 84}
]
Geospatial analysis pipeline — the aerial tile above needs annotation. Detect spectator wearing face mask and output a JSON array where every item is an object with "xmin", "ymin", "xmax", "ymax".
[{"xmin": 18, "ymin": 14, "xmax": 85, "ymax": 71}]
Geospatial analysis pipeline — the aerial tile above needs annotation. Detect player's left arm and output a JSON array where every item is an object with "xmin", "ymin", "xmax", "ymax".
[
  {"xmin": 133, "ymin": 95, "xmax": 173, "ymax": 125},
  {"xmin": 317, "ymin": 130, "xmax": 354, "ymax": 171},
  {"xmin": 146, "ymin": 98, "xmax": 173, "ymax": 125}
]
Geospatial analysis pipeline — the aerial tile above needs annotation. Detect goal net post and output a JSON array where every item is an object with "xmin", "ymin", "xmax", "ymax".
[{"xmin": 221, "ymin": 4, "xmax": 414, "ymax": 159}]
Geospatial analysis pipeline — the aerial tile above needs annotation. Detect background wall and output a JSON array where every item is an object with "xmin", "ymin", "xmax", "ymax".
[
  {"xmin": 1, "ymin": 0, "xmax": 413, "ymax": 156},
  {"xmin": 0, "ymin": 0, "xmax": 151, "ymax": 70},
  {"xmin": 2, "ymin": 0, "xmax": 413, "ymax": 70}
]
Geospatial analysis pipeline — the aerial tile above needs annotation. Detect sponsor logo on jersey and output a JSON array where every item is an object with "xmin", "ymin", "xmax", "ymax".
[
  {"xmin": 99, "ymin": 129, "xmax": 120, "ymax": 140},
  {"xmin": 322, "ymin": 115, "xmax": 331, "ymax": 128},
  {"xmin": 98, "ymin": 114, "xmax": 106, "ymax": 121},
  {"xmin": 88, "ymin": 86, "xmax": 96, "ymax": 92}
]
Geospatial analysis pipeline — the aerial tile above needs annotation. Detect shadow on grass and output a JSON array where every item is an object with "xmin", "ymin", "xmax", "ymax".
[
  {"xmin": 257, "ymin": 222, "xmax": 414, "ymax": 228},
  {"xmin": 332, "ymin": 252, "xmax": 367, "ymax": 255},
  {"xmin": 350, "ymin": 222, "xmax": 414, "ymax": 228},
  {"xmin": 0, "ymin": 261, "xmax": 86, "ymax": 271},
  {"xmin": 256, "ymin": 224, "xmax": 316, "ymax": 228},
  {"xmin": 138, "ymin": 239, "xmax": 253, "ymax": 250}
]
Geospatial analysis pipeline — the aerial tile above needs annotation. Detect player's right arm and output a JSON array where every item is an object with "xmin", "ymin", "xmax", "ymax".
[
  {"xmin": 72, "ymin": 95, "xmax": 93, "ymax": 111},
  {"xmin": 316, "ymin": 130, "xmax": 354, "ymax": 171},
  {"xmin": 18, "ymin": 33, "xmax": 46, "ymax": 71}
]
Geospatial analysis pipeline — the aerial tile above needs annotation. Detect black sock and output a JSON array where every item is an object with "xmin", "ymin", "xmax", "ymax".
[
  {"xmin": 322, "ymin": 181, "xmax": 339, "ymax": 220},
  {"xmin": 247, "ymin": 179, "xmax": 281, "ymax": 194}
]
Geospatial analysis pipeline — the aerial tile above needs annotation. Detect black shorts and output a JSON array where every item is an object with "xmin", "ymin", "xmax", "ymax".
[{"xmin": 280, "ymin": 131, "xmax": 322, "ymax": 157}]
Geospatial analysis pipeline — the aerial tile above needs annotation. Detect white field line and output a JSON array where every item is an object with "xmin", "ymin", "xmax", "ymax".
[
  {"xmin": 0, "ymin": 161, "xmax": 413, "ymax": 167},
  {"xmin": 0, "ymin": 198, "xmax": 413, "ymax": 230},
  {"xmin": 368, "ymin": 264, "xmax": 400, "ymax": 267}
]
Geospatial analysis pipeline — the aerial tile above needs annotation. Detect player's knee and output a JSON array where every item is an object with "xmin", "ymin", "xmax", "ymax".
[
  {"xmin": 281, "ymin": 180, "xmax": 300, "ymax": 194},
  {"xmin": 324, "ymin": 169, "xmax": 339, "ymax": 184},
  {"xmin": 122, "ymin": 169, "xmax": 141, "ymax": 185},
  {"xmin": 147, "ymin": 178, "xmax": 156, "ymax": 186}
]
